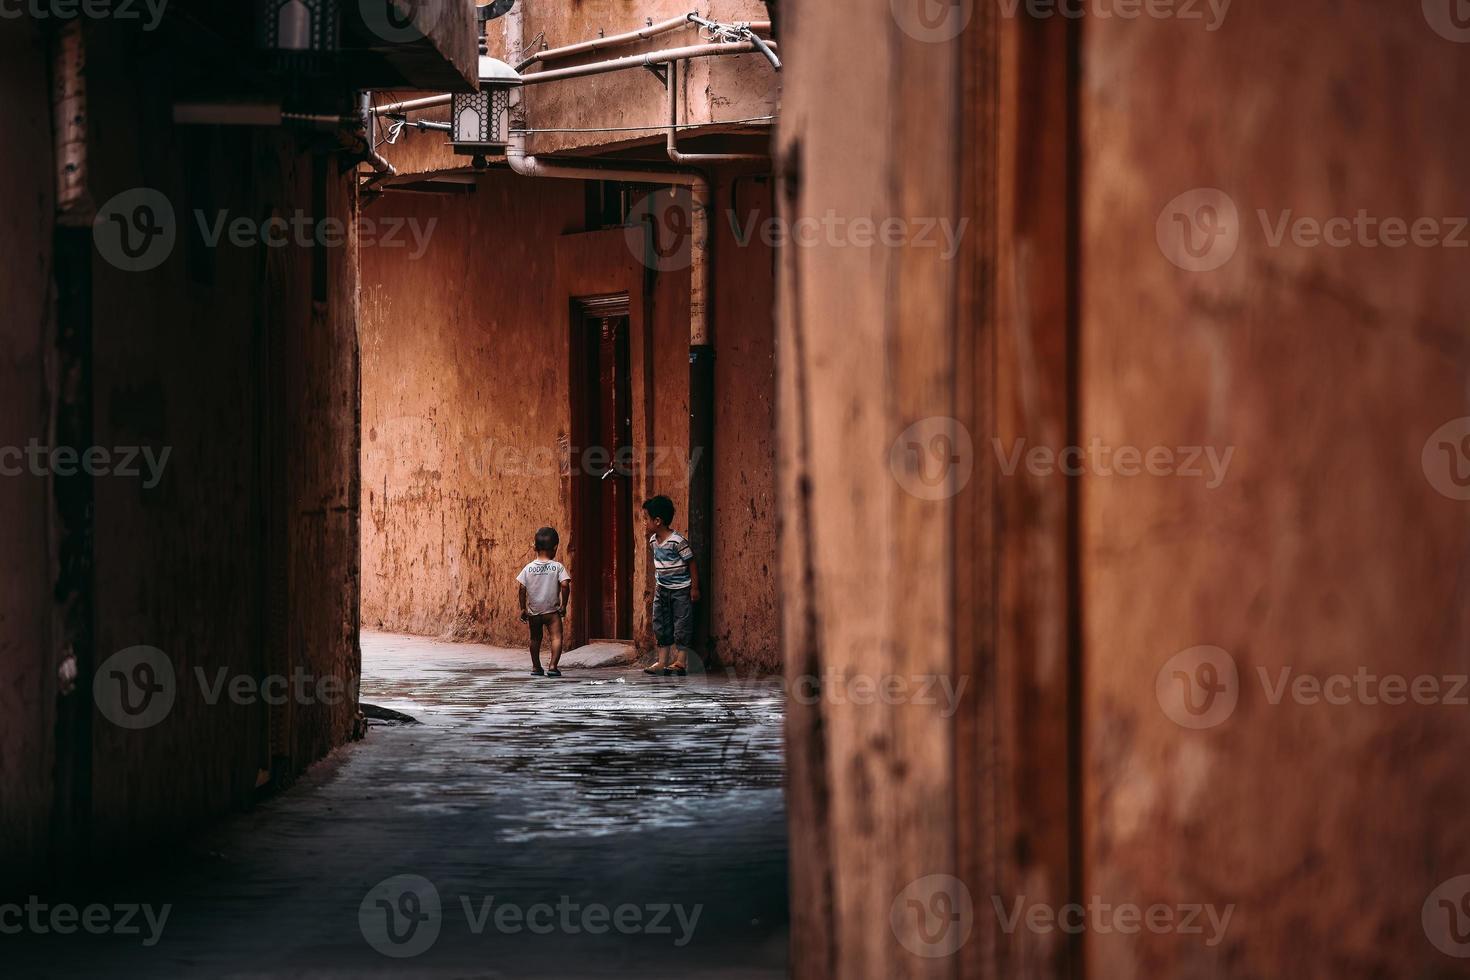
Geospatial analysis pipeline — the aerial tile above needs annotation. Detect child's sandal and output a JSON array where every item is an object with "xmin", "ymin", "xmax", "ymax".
[{"xmin": 546, "ymin": 668, "xmax": 562, "ymax": 678}]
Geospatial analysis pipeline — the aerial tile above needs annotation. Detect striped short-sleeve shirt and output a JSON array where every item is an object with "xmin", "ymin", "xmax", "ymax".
[{"xmin": 649, "ymin": 531, "xmax": 695, "ymax": 589}]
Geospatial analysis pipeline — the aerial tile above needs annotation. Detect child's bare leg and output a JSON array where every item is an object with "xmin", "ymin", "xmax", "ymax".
[
  {"xmin": 529, "ymin": 618, "xmax": 545, "ymax": 672},
  {"xmin": 547, "ymin": 616, "xmax": 564, "ymax": 670}
]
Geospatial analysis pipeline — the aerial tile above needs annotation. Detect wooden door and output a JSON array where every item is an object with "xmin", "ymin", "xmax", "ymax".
[{"xmin": 570, "ymin": 295, "xmax": 633, "ymax": 646}]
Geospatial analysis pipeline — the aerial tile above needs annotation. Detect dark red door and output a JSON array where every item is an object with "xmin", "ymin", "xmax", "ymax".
[{"xmin": 570, "ymin": 297, "xmax": 632, "ymax": 645}]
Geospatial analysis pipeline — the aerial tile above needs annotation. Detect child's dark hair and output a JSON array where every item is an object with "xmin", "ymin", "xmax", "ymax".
[
  {"xmin": 642, "ymin": 495, "xmax": 675, "ymax": 526},
  {"xmin": 534, "ymin": 527, "xmax": 559, "ymax": 552}
]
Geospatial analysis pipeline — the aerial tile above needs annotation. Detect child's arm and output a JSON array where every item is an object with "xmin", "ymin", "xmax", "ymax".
[
  {"xmin": 559, "ymin": 579, "xmax": 571, "ymax": 616},
  {"xmin": 518, "ymin": 582, "xmax": 529, "ymax": 622},
  {"xmin": 688, "ymin": 557, "xmax": 701, "ymax": 603}
]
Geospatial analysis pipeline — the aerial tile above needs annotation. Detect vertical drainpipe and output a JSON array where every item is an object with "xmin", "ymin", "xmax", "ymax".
[
  {"xmin": 687, "ymin": 185, "xmax": 716, "ymax": 668},
  {"xmin": 49, "ymin": 18, "xmax": 96, "ymax": 881}
]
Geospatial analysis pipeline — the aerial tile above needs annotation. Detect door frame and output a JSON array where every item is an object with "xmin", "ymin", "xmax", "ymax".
[{"xmin": 568, "ymin": 292, "xmax": 634, "ymax": 648}]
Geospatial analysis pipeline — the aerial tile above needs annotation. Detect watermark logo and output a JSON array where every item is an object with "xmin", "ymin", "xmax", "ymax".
[
  {"xmin": 891, "ymin": 874, "xmax": 974, "ymax": 958},
  {"xmin": 890, "ymin": 417, "xmax": 975, "ymax": 501},
  {"xmin": 993, "ymin": 437, "xmax": 1234, "ymax": 488},
  {"xmin": 891, "ymin": 0, "xmax": 974, "ymax": 42},
  {"xmin": 1156, "ymin": 646, "xmax": 1238, "ymax": 729},
  {"xmin": 728, "ymin": 209, "xmax": 969, "ymax": 259},
  {"xmin": 1422, "ymin": 417, "xmax": 1470, "ymax": 500},
  {"xmin": 1423, "ymin": 0, "xmax": 1470, "ymax": 42},
  {"xmin": 0, "ymin": 897, "xmax": 171, "ymax": 946},
  {"xmin": 94, "ymin": 188, "xmax": 437, "ymax": 272},
  {"xmin": 1424, "ymin": 875, "xmax": 1470, "ymax": 957},
  {"xmin": 94, "ymin": 646, "xmax": 176, "ymax": 731},
  {"xmin": 0, "ymin": 440, "xmax": 171, "ymax": 487},
  {"xmin": 993, "ymin": 895, "xmax": 1233, "ymax": 946},
  {"xmin": 94, "ymin": 188, "xmax": 176, "ymax": 273},
  {"xmin": 359, "ymin": 0, "xmax": 443, "ymax": 44},
  {"xmin": 359, "ymin": 874, "xmax": 443, "ymax": 958},
  {"xmin": 996, "ymin": 0, "xmax": 1231, "ymax": 30},
  {"xmin": 625, "ymin": 188, "xmax": 695, "ymax": 272},
  {"xmin": 1157, "ymin": 188, "xmax": 1240, "ymax": 272},
  {"xmin": 94, "ymin": 647, "xmax": 360, "ymax": 730},
  {"xmin": 0, "ymin": 0, "xmax": 169, "ymax": 30}
]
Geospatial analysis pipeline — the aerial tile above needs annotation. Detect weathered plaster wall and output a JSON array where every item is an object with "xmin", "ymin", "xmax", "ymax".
[
  {"xmin": 0, "ymin": 22, "xmax": 363, "ymax": 881},
  {"xmin": 1080, "ymin": 5, "xmax": 1470, "ymax": 976},
  {"xmin": 374, "ymin": 0, "xmax": 778, "ymax": 175},
  {"xmin": 0, "ymin": 18, "xmax": 58, "ymax": 886},
  {"xmin": 513, "ymin": 0, "xmax": 777, "ymax": 156},
  {"xmin": 83, "ymin": 24, "xmax": 363, "ymax": 857},
  {"xmin": 709, "ymin": 175, "xmax": 779, "ymax": 672},
  {"xmin": 360, "ymin": 170, "xmax": 778, "ymax": 669}
]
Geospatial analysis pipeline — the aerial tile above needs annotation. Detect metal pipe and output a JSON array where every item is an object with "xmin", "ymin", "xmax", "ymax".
[
  {"xmin": 519, "ymin": 40, "xmax": 777, "ymax": 86},
  {"xmin": 358, "ymin": 92, "xmax": 398, "ymax": 194},
  {"xmin": 505, "ymin": 122, "xmax": 710, "ymax": 354},
  {"xmin": 666, "ymin": 65, "xmax": 766, "ymax": 164},
  {"xmin": 372, "ymin": 94, "xmax": 452, "ymax": 116},
  {"xmin": 370, "ymin": 40, "xmax": 777, "ymax": 117},
  {"xmin": 517, "ymin": 13, "xmax": 693, "ymax": 71}
]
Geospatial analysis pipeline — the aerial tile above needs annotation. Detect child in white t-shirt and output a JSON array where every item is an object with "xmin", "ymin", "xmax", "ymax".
[{"xmin": 516, "ymin": 527, "xmax": 572, "ymax": 677}]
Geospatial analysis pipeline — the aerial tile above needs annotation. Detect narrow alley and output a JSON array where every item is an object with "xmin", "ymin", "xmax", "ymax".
[
  {"xmin": 7, "ymin": 1, "xmax": 1470, "ymax": 977},
  {"xmin": 9, "ymin": 633, "xmax": 788, "ymax": 977}
]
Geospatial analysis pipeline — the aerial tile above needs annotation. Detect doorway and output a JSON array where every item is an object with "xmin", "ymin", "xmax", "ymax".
[{"xmin": 569, "ymin": 294, "xmax": 634, "ymax": 648}]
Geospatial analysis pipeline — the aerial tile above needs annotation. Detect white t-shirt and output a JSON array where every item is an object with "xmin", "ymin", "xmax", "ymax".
[{"xmin": 516, "ymin": 559, "xmax": 571, "ymax": 615}]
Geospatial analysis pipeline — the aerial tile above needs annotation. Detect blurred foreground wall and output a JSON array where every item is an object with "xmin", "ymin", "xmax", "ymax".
[
  {"xmin": 0, "ymin": 15, "xmax": 367, "ymax": 889},
  {"xmin": 778, "ymin": 1, "xmax": 1470, "ymax": 976}
]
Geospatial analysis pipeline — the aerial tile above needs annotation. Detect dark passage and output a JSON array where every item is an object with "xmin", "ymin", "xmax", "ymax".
[{"xmin": 9, "ymin": 634, "xmax": 788, "ymax": 978}]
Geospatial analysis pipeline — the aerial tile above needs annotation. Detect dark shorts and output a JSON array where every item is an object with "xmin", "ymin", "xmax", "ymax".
[{"xmin": 652, "ymin": 585, "xmax": 693, "ymax": 647}]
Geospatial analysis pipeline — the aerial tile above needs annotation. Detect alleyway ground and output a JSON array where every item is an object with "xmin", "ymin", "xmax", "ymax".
[{"xmin": 10, "ymin": 632, "xmax": 789, "ymax": 977}]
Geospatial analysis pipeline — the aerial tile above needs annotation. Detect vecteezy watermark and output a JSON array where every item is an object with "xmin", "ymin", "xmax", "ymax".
[
  {"xmin": 0, "ymin": 440, "xmax": 171, "ymax": 488},
  {"xmin": 1157, "ymin": 188, "xmax": 1241, "ymax": 272},
  {"xmin": 1424, "ymin": 875, "xmax": 1470, "ymax": 958},
  {"xmin": 358, "ymin": 875, "xmax": 703, "ymax": 958},
  {"xmin": 891, "ymin": 875, "xmax": 974, "ymax": 958},
  {"xmin": 359, "ymin": 0, "xmax": 444, "ymax": 45},
  {"xmin": 997, "ymin": 0, "xmax": 1230, "ymax": 30},
  {"xmin": 359, "ymin": 875, "xmax": 442, "ymax": 959},
  {"xmin": 93, "ymin": 188, "xmax": 438, "ymax": 272},
  {"xmin": 0, "ymin": 0, "xmax": 168, "ymax": 30},
  {"xmin": 623, "ymin": 193, "xmax": 970, "ymax": 272},
  {"xmin": 728, "ymin": 211, "xmax": 970, "ymax": 261},
  {"xmin": 1158, "ymin": 646, "xmax": 1470, "ymax": 730},
  {"xmin": 892, "ymin": 0, "xmax": 1229, "ymax": 42},
  {"xmin": 891, "ymin": 0, "xmax": 974, "ymax": 42},
  {"xmin": 890, "ymin": 417, "xmax": 976, "ymax": 501},
  {"xmin": 479, "ymin": 443, "xmax": 703, "ymax": 483},
  {"xmin": 994, "ymin": 437, "xmax": 1235, "ymax": 489},
  {"xmin": 93, "ymin": 646, "xmax": 359, "ymax": 731},
  {"xmin": 1423, "ymin": 0, "xmax": 1470, "ymax": 43},
  {"xmin": 1422, "ymin": 417, "xmax": 1470, "ymax": 500},
  {"xmin": 789, "ymin": 671, "xmax": 969, "ymax": 718},
  {"xmin": 992, "ymin": 895, "xmax": 1234, "ymax": 947},
  {"xmin": 1159, "ymin": 188, "xmax": 1470, "ymax": 273},
  {"xmin": 0, "ymin": 897, "xmax": 172, "ymax": 947},
  {"xmin": 367, "ymin": 418, "xmax": 707, "ymax": 484},
  {"xmin": 1156, "ymin": 646, "xmax": 1240, "ymax": 729}
]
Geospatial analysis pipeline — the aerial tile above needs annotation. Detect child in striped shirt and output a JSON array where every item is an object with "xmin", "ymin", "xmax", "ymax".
[{"xmin": 642, "ymin": 495, "xmax": 699, "ymax": 677}]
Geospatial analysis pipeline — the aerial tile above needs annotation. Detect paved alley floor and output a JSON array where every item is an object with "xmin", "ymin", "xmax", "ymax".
[{"xmin": 11, "ymin": 631, "xmax": 789, "ymax": 978}]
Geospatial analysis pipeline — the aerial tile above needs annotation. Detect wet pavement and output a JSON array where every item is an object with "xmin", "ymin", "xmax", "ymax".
[{"xmin": 9, "ymin": 631, "xmax": 789, "ymax": 978}]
